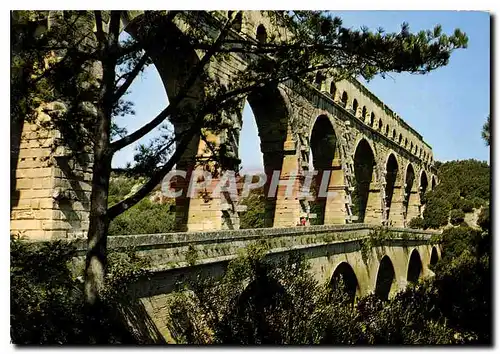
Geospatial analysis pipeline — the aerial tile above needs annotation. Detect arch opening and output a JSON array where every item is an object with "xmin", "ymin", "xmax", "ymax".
[
  {"xmin": 362, "ymin": 106, "xmax": 367, "ymax": 120},
  {"xmin": 330, "ymin": 82, "xmax": 336, "ymax": 99},
  {"xmin": 341, "ymin": 92, "xmax": 348, "ymax": 108},
  {"xmin": 370, "ymin": 112, "xmax": 375, "ymax": 127},
  {"xmin": 403, "ymin": 164, "xmax": 416, "ymax": 220},
  {"xmin": 430, "ymin": 246, "xmax": 439, "ymax": 266},
  {"xmin": 375, "ymin": 255, "xmax": 396, "ymax": 301},
  {"xmin": 407, "ymin": 249, "xmax": 423, "ymax": 284},
  {"xmin": 352, "ymin": 139, "xmax": 375, "ymax": 223},
  {"xmin": 385, "ymin": 154, "xmax": 398, "ymax": 222},
  {"xmin": 352, "ymin": 99, "xmax": 359, "ymax": 115},
  {"xmin": 378, "ymin": 118, "xmax": 383, "ymax": 131},
  {"xmin": 310, "ymin": 115, "xmax": 338, "ymax": 225},
  {"xmin": 256, "ymin": 24, "xmax": 267, "ymax": 43},
  {"xmin": 330, "ymin": 262, "xmax": 359, "ymax": 303},
  {"xmin": 245, "ymin": 87, "xmax": 291, "ymax": 228},
  {"xmin": 228, "ymin": 11, "xmax": 242, "ymax": 31},
  {"xmin": 431, "ymin": 176, "xmax": 436, "ymax": 190},
  {"xmin": 419, "ymin": 171, "xmax": 428, "ymax": 205}
]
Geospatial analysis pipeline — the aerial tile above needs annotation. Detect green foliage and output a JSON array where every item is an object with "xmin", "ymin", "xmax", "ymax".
[
  {"xmin": 10, "ymin": 236, "xmax": 149, "ymax": 344},
  {"xmin": 449, "ymin": 209, "xmax": 465, "ymax": 226},
  {"xmin": 482, "ymin": 115, "xmax": 490, "ymax": 146},
  {"xmin": 460, "ymin": 199, "xmax": 474, "ymax": 213},
  {"xmin": 165, "ymin": 238, "xmax": 487, "ymax": 344},
  {"xmin": 422, "ymin": 197, "xmax": 450, "ymax": 229},
  {"xmin": 239, "ymin": 186, "xmax": 266, "ymax": 229},
  {"xmin": 108, "ymin": 197, "xmax": 175, "ymax": 235},
  {"xmin": 408, "ymin": 216, "xmax": 425, "ymax": 229}
]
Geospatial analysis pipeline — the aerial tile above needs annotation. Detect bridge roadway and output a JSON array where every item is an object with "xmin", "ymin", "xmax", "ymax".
[{"xmin": 72, "ymin": 224, "xmax": 440, "ymax": 342}]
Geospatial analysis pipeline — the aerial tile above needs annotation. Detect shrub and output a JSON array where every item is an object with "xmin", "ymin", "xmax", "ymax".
[
  {"xmin": 239, "ymin": 187, "xmax": 266, "ymax": 229},
  {"xmin": 450, "ymin": 209, "xmax": 465, "ymax": 225},
  {"xmin": 460, "ymin": 199, "xmax": 475, "ymax": 213},
  {"xmin": 408, "ymin": 217, "xmax": 425, "ymax": 229},
  {"xmin": 10, "ymin": 236, "xmax": 151, "ymax": 344},
  {"xmin": 423, "ymin": 197, "xmax": 451, "ymax": 229}
]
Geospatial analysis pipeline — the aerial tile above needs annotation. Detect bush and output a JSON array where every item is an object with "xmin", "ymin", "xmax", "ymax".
[
  {"xmin": 460, "ymin": 199, "xmax": 475, "ymax": 213},
  {"xmin": 108, "ymin": 197, "xmax": 175, "ymax": 235},
  {"xmin": 239, "ymin": 187, "xmax": 266, "ymax": 229},
  {"xmin": 408, "ymin": 217, "xmax": 425, "ymax": 229},
  {"xmin": 423, "ymin": 197, "xmax": 451, "ymax": 229},
  {"xmin": 450, "ymin": 209, "xmax": 465, "ymax": 225},
  {"xmin": 471, "ymin": 197, "xmax": 486, "ymax": 209},
  {"xmin": 10, "ymin": 236, "xmax": 150, "ymax": 344}
]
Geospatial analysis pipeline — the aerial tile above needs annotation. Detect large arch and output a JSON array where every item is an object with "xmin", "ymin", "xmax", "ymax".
[
  {"xmin": 352, "ymin": 139, "xmax": 376, "ymax": 223},
  {"xmin": 375, "ymin": 255, "xmax": 396, "ymax": 301},
  {"xmin": 403, "ymin": 163, "xmax": 416, "ymax": 222},
  {"xmin": 223, "ymin": 275, "xmax": 289, "ymax": 344},
  {"xmin": 407, "ymin": 249, "xmax": 423, "ymax": 284},
  {"xmin": 246, "ymin": 86, "xmax": 293, "ymax": 227},
  {"xmin": 419, "ymin": 170, "xmax": 429, "ymax": 205},
  {"xmin": 121, "ymin": 14, "xmax": 207, "ymax": 231},
  {"xmin": 310, "ymin": 115, "xmax": 338, "ymax": 225},
  {"xmin": 384, "ymin": 153, "xmax": 399, "ymax": 223},
  {"xmin": 330, "ymin": 262, "xmax": 359, "ymax": 303}
]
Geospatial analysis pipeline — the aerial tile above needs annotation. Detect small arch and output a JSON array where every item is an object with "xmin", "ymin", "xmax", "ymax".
[
  {"xmin": 407, "ymin": 249, "xmax": 423, "ymax": 284},
  {"xmin": 370, "ymin": 112, "xmax": 375, "ymax": 127},
  {"xmin": 385, "ymin": 124, "xmax": 389, "ymax": 136},
  {"xmin": 352, "ymin": 99, "xmax": 359, "ymax": 115},
  {"xmin": 404, "ymin": 138, "xmax": 408, "ymax": 148},
  {"xmin": 398, "ymin": 133, "xmax": 402, "ymax": 144},
  {"xmin": 330, "ymin": 262, "xmax": 359, "ymax": 303},
  {"xmin": 256, "ymin": 24, "xmax": 267, "ymax": 43},
  {"xmin": 329, "ymin": 82, "xmax": 337, "ymax": 99},
  {"xmin": 375, "ymin": 255, "xmax": 396, "ymax": 301},
  {"xmin": 410, "ymin": 142, "xmax": 414, "ymax": 153},
  {"xmin": 341, "ymin": 91, "xmax": 348, "ymax": 108},
  {"xmin": 314, "ymin": 72, "xmax": 323, "ymax": 89},
  {"xmin": 392, "ymin": 129, "xmax": 396, "ymax": 140},
  {"xmin": 378, "ymin": 118, "xmax": 383, "ymax": 131},
  {"xmin": 228, "ymin": 11, "xmax": 242, "ymax": 31},
  {"xmin": 430, "ymin": 246, "xmax": 439, "ymax": 266},
  {"xmin": 362, "ymin": 106, "xmax": 367, "ymax": 120}
]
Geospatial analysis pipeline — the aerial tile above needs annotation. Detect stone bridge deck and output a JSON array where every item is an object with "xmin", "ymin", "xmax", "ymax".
[{"xmin": 72, "ymin": 224, "xmax": 440, "ymax": 343}]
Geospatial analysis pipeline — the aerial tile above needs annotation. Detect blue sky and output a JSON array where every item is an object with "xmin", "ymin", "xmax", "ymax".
[{"xmin": 112, "ymin": 11, "xmax": 490, "ymax": 171}]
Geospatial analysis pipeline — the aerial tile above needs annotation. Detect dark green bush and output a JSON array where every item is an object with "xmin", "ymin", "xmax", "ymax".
[
  {"xmin": 239, "ymin": 187, "xmax": 266, "ymax": 229},
  {"xmin": 460, "ymin": 199, "xmax": 474, "ymax": 213},
  {"xmin": 423, "ymin": 197, "xmax": 450, "ymax": 229},
  {"xmin": 450, "ymin": 209, "xmax": 465, "ymax": 225},
  {"xmin": 10, "ymin": 236, "xmax": 150, "ymax": 344},
  {"xmin": 408, "ymin": 217, "xmax": 425, "ymax": 229}
]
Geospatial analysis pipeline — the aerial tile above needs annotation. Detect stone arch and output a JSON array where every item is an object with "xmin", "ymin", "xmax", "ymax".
[
  {"xmin": 384, "ymin": 153, "xmax": 399, "ymax": 222},
  {"xmin": 404, "ymin": 137, "xmax": 408, "ymax": 148},
  {"xmin": 227, "ymin": 274, "xmax": 289, "ymax": 343},
  {"xmin": 310, "ymin": 115, "xmax": 339, "ymax": 224},
  {"xmin": 378, "ymin": 118, "xmax": 383, "ymax": 131},
  {"xmin": 375, "ymin": 255, "xmax": 396, "ymax": 300},
  {"xmin": 330, "ymin": 261, "xmax": 359, "ymax": 303},
  {"xmin": 122, "ymin": 14, "xmax": 207, "ymax": 231},
  {"xmin": 246, "ymin": 85, "xmax": 293, "ymax": 227},
  {"xmin": 407, "ymin": 249, "xmax": 423, "ymax": 284},
  {"xmin": 431, "ymin": 175, "xmax": 437, "ymax": 190},
  {"xmin": 228, "ymin": 11, "xmax": 243, "ymax": 31},
  {"xmin": 398, "ymin": 133, "xmax": 402, "ymax": 144},
  {"xmin": 430, "ymin": 246, "xmax": 439, "ymax": 266},
  {"xmin": 370, "ymin": 112, "xmax": 375, "ymax": 127},
  {"xmin": 361, "ymin": 106, "xmax": 367, "ymax": 120},
  {"xmin": 329, "ymin": 82, "xmax": 337, "ymax": 99},
  {"xmin": 403, "ymin": 163, "xmax": 416, "ymax": 221},
  {"xmin": 256, "ymin": 24, "xmax": 267, "ymax": 43},
  {"xmin": 385, "ymin": 124, "xmax": 389, "ymax": 136},
  {"xmin": 352, "ymin": 138, "xmax": 376, "ymax": 223},
  {"xmin": 419, "ymin": 170, "xmax": 429, "ymax": 205},
  {"xmin": 392, "ymin": 128, "xmax": 396, "ymax": 140},
  {"xmin": 341, "ymin": 91, "xmax": 348, "ymax": 108},
  {"xmin": 352, "ymin": 99, "xmax": 359, "ymax": 115}
]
